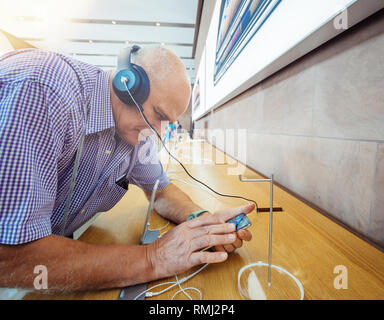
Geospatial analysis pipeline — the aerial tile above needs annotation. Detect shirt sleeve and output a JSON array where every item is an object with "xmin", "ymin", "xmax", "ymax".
[
  {"xmin": 0, "ymin": 80, "xmax": 61, "ymax": 244},
  {"xmin": 129, "ymin": 136, "xmax": 170, "ymax": 192}
]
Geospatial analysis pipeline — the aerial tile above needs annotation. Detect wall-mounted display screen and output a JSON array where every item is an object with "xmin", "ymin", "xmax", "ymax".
[
  {"xmin": 192, "ymin": 78, "xmax": 200, "ymax": 112},
  {"xmin": 192, "ymin": 47, "xmax": 206, "ymax": 120},
  {"xmin": 192, "ymin": 0, "xmax": 383, "ymax": 121},
  {"xmin": 214, "ymin": 0, "xmax": 281, "ymax": 85}
]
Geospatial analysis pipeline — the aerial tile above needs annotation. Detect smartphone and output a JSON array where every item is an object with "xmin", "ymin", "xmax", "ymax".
[{"xmin": 226, "ymin": 213, "xmax": 252, "ymax": 231}]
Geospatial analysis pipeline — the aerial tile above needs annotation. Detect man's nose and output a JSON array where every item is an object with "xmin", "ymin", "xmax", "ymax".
[{"xmin": 143, "ymin": 122, "xmax": 162, "ymax": 137}]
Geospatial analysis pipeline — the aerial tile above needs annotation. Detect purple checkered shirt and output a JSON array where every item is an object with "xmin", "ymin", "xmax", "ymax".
[{"xmin": 0, "ymin": 49, "xmax": 169, "ymax": 244}]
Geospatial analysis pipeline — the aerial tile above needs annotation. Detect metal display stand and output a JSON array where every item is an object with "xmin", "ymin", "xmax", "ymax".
[{"xmin": 238, "ymin": 174, "xmax": 274, "ymax": 286}]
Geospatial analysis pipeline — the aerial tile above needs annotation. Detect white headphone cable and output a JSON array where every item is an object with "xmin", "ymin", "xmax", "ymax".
[{"xmin": 133, "ymin": 263, "xmax": 209, "ymax": 300}]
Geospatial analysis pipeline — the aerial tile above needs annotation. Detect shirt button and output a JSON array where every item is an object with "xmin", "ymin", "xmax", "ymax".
[
  {"xmin": 80, "ymin": 209, "xmax": 85, "ymax": 214},
  {"xmin": 105, "ymin": 150, "xmax": 111, "ymax": 155}
]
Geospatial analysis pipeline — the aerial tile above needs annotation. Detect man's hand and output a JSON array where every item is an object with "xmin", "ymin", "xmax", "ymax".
[
  {"xmin": 203, "ymin": 203, "xmax": 255, "ymax": 254},
  {"xmin": 145, "ymin": 203, "xmax": 255, "ymax": 280},
  {"xmin": 146, "ymin": 213, "xmax": 236, "ymax": 279}
]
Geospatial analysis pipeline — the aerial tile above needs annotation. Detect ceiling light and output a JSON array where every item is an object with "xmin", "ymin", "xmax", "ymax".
[
  {"xmin": 89, "ymin": 40, "xmax": 93, "ymax": 43},
  {"xmin": 112, "ymin": 21, "xmax": 116, "ymax": 24},
  {"xmin": 156, "ymin": 22, "xmax": 161, "ymax": 26}
]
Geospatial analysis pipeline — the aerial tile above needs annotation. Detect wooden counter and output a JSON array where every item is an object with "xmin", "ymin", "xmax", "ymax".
[{"xmin": 24, "ymin": 139, "xmax": 384, "ymax": 300}]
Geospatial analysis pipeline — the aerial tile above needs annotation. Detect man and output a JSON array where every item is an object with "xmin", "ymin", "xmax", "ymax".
[{"xmin": 0, "ymin": 46, "xmax": 254, "ymax": 292}]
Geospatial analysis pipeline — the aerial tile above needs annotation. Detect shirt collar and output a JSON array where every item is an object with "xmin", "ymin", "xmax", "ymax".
[{"xmin": 86, "ymin": 69, "xmax": 115, "ymax": 135}]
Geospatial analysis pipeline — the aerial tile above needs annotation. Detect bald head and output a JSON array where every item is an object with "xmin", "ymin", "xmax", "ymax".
[
  {"xmin": 132, "ymin": 45, "xmax": 190, "ymax": 92},
  {"xmin": 131, "ymin": 45, "xmax": 191, "ymax": 123},
  {"xmin": 110, "ymin": 45, "xmax": 191, "ymax": 145}
]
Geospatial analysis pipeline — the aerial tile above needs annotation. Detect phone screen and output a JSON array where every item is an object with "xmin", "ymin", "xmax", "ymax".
[{"xmin": 226, "ymin": 213, "xmax": 252, "ymax": 231}]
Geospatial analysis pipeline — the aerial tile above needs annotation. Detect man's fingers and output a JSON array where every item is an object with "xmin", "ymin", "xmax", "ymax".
[
  {"xmin": 192, "ymin": 223, "xmax": 235, "ymax": 239},
  {"xmin": 237, "ymin": 229, "xmax": 252, "ymax": 241},
  {"xmin": 213, "ymin": 245, "xmax": 226, "ymax": 252},
  {"xmin": 189, "ymin": 251, "xmax": 228, "ymax": 265},
  {"xmin": 242, "ymin": 203, "xmax": 256, "ymax": 214},
  {"xmin": 232, "ymin": 237, "xmax": 243, "ymax": 249},
  {"xmin": 223, "ymin": 244, "xmax": 236, "ymax": 253},
  {"xmin": 215, "ymin": 203, "xmax": 255, "ymax": 221},
  {"xmin": 191, "ymin": 233, "xmax": 236, "ymax": 252},
  {"xmin": 187, "ymin": 213, "xmax": 223, "ymax": 228}
]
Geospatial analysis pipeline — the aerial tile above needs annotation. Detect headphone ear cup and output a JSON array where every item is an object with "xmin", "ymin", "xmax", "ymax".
[
  {"xmin": 112, "ymin": 69, "xmax": 138, "ymax": 105},
  {"xmin": 131, "ymin": 64, "xmax": 150, "ymax": 105},
  {"xmin": 112, "ymin": 45, "xmax": 150, "ymax": 106}
]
